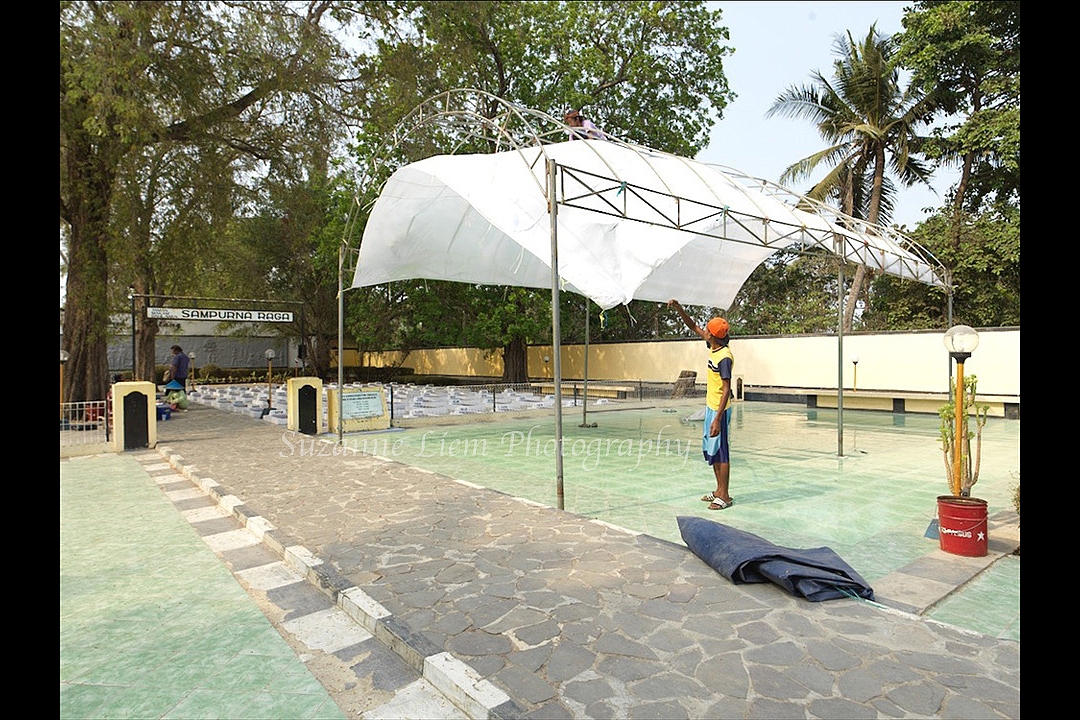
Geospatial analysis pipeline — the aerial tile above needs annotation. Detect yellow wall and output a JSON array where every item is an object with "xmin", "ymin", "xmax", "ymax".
[
  {"xmin": 351, "ymin": 348, "xmax": 503, "ymax": 377},
  {"xmin": 344, "ymin": 328, "xmax": 1021, "ymax": 399}
]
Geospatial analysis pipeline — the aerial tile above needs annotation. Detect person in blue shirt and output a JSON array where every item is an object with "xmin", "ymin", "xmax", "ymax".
[{"xmin": 167, "ymin": 345, "xmax": 190, "ymax": 387}]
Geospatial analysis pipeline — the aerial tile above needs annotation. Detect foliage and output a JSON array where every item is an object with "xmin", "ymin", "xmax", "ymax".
[
  {"xmin": 726, "ymin": 250, "xmax": 841, "ymax": 334},
  {"xmin": 62, "ymin": 2, "xmax": 1021, "ymax": 390},
  {"xmin": 938, "ymin": 373, "xmax": 990, "ymax": 496},
  {"xmin": 1010, "ymin": 477, "xmax": 1020, "ymax": 519},
  {"xmin": 897, "ymin": 0, "xmax": 1020, "ymax": 216},
  {"xmin": 890, "ymin": 2, "xmax": 1020, "ymax": 332},
  {"xmin": 60, "ymin": 1, "xmax": 399, "ymax": 401},
  {"xmin": 862, "ymin": 203, "xmax": 1019, "ymax": 328},
  {"xmin": 558, "ymin": 299, "xmax": 694, "ymax": 344},
  {"xmin": 110, "ymin": 140, "xmax": 243, "ymax": 382},
  {"xmin": 342, "ymin": 1, "xmax": 737, "ymax": 379},
  {"xmin": 345, "ymin": 279, "xmax": 553, "ymax": 381},
  {"xmin": 214, "ymin": 153, "xmax": 348, "ymax": 378},
  {"xmin": 352, "ymin": 1, "xmax": 735, "ymax": 155},
  {"xmin": 766, "ymin": 24, "xmax": 940, "ymax": 332},
  {"xmin": 197, "ymin": 364, "xmax": 223, "ymax": 380}
]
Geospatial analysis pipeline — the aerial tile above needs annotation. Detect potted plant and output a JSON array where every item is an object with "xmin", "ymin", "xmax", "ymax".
[
  {"xmin": 936, "ymin": 374, "xmax": 991, "ymax": 556},
  {"xmin": 939, "ymin": 374, "xmax": 990, "ymax": 497}
]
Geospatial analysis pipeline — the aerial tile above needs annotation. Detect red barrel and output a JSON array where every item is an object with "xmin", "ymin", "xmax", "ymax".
[{"xmin": 936, "ymin": 496, "xmax": 988, "ymax": 557}]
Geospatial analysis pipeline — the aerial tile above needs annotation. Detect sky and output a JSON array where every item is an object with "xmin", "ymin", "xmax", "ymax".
[{"xmin": 696, "ymin": 1, "xmax": 959, "ymax": 229}]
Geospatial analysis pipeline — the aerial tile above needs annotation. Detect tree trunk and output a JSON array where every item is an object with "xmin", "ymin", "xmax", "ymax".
[
  {"xmin": 843, "ymin": 264, "xmax": 869, "ymax": 332},
  {"xmin": 501, "ymin": 336, "xmax": 528, "ymax": 383},
  {"xmin": 842, "ymin": 149, "xmax": 885, "ymax": 332},
  {"xmin": 310, "ymin": 333, "xmax": 332, "ymax": 379},
  {"xmin": 61, "ymin": 129, "xmax": 119, "ymax": 402},
  {"xmin": 62, "ymin": 268, "xmax": 110, "ymax": 403},
  {"xmin": 136, "ymin": 308, "xmax": 159, "ymax": 383}
]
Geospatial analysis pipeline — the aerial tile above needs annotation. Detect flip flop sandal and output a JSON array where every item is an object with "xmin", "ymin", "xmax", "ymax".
[
  {"xmin": 701, "ymin": 493, "xmax": 719, "ymax": 502},
  {"xmin": 707, "ymin": 498, "xmax": 734, "ymax": 510}
]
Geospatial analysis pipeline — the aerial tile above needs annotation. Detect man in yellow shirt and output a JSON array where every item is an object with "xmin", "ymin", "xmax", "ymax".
[{"xmin": 668, "ymin": 300, "xmax": 734, "ymax": 510}]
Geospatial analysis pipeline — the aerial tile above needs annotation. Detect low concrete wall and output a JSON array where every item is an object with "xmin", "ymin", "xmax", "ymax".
[{"xmin": 358, "ymin": 328, "xmax": 1021, "ymax": 400}]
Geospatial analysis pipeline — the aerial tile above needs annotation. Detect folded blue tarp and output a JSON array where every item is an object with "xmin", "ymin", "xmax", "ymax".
[{"xmin": 677, "ymin": 516, "xmax": 874, "ymax": 602}]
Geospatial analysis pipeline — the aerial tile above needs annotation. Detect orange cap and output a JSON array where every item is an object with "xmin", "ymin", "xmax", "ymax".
[{"xmin": 706, "ymin": 317, "xmax": 729, "ymax": 338}]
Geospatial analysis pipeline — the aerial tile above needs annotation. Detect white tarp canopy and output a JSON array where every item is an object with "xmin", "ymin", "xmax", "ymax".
[{"xmin": 352, "ymin": 139, "xmax": 945, "ymax": 309}]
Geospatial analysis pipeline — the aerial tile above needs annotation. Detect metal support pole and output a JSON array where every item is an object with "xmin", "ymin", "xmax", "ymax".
[
  {"xmin": 835, "ymin": 245, "xmax": 844, "ymax": 458},
  {"xmin": 60, "ymin": 352, "xmax": 68, "ymax": 418},
  {"xmin": 337, "ymin": 242, "xmax": 345, "ymax": 444},
  {"xmin": 300, "ymin": 306, "xmax": 307, "ymax": 375},
  {"xmin": 946, "ymin": 283, "xmax": 955, "ymax": 393},
  {"xmin": 265, "ymin": 348, "xmax": 276, "ymax": 412},
  {"xmin": 581, "ymin": 300, "xmax": 590, "ymax": 427},
  {"xmin": 129, "ymin": 289, "xmax": 137, "ymax": 380},
  {"xmin": 547, "ymin": 159, "xmax": 565, "ymax": 510}
]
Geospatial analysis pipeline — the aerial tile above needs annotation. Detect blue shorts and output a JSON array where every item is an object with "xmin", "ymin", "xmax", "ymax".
[{"xmin": 702, "ymin": 406, "xmax": 732, "ymax": 465}]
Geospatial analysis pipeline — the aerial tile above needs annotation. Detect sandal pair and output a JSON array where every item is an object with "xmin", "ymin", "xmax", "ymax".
[
  {"xmin": 700, "ymin": 493, "xmax": 733, "ymax": 504},
  {"xmin": 701, "ymin": 493, "xmax": 733, "ymax": 510}
]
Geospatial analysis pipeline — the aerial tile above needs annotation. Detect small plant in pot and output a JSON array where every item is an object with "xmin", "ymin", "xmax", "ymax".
[
  {"xmin": 936, "ymin": 374, "xmax": 991, "ymax": 557},
  {"xmin": 938, "ymin": 374, "xmax": 990, "ymax": 497}
]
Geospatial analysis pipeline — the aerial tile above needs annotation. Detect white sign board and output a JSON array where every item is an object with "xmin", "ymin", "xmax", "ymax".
[
  {"xmin": 341, "ymin": 390, "xmax": 386, "ymax": 420},
  {"xmin": 326, "ymin": 387, "xmax": 390, "ymax": 432},
  {"xmin": 146, "ymin": 307, "xmax": 294, "ymax": 323}
]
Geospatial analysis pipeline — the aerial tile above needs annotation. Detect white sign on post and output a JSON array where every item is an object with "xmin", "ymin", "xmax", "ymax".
[{"xmin": 146, "ymin": 307, "xmax": 294, "ymax": 323}]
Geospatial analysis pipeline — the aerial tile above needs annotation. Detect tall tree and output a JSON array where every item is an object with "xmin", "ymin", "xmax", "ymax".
[
  {"xmin": 345, "ymin": 0, "xmax": 736, "ymax": 380},
  {"xmin": 351, "ymin": 0, "xmax": 734, "ymax": 155},
  {"xmin": 766, "ymin": 25, "xmax": 938, "ymax": 332},
  {"xmin": 109, "ymin": 141, "xmax": 241, "ymax": 381},
  {"xmin": 865, "ymin": 0, "xmax": 1021, "ymax": 329},
  {"xmin": 896, "ymin": 1, "xmax": 1020, "ymax": 233},
  {"xmin": 60, "ymin": 1, "xmax": 395, "ymax": 401}
]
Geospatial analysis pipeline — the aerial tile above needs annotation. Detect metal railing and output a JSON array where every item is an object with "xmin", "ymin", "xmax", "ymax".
[{"xmin": 60, "ymin": 401, "xmax": 111, "ymax": 456}]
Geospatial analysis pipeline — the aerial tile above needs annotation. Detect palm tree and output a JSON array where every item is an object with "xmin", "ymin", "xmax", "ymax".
[{"xmin": 767, "ymin": 25, "xmax": 938, "ymax": 331}]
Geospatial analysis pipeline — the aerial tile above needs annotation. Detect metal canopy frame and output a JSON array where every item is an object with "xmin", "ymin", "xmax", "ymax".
[
  {"xmin": 338, "ymin": 89, "xmax": 950, "ymax": 502},
  {"xmin": 554, "ymin": 162, "xmax": 946, "ymax": 289}
]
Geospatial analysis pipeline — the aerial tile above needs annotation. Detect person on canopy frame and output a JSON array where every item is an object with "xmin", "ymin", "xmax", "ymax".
[{"xmin": 564, "ymin": 109, "xmax": 606, "ymax": 141}]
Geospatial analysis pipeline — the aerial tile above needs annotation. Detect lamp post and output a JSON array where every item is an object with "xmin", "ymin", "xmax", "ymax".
[
  {"xmin": 851, "ymin": 354, "xmax": 860, "ymax": 392},
  {"xmin": 265, "ymin": 348, "xmax": 276, "ymax": 411},
  {"xmin": 943, "ymin": 325, "xmax": 980, "ymax": 496},
  {"xmin": 60, "ymin": 349, "xmax": 70, "ymax": 420}
]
